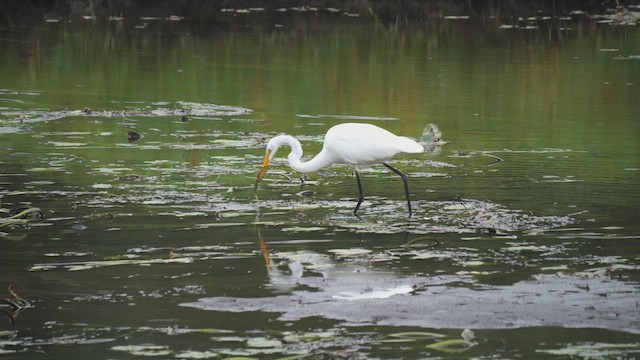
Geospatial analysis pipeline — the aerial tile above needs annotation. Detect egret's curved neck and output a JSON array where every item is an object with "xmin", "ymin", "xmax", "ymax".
[{"xmin": 270, "ymin": 135, "xmax": 334, "ymax": 173}]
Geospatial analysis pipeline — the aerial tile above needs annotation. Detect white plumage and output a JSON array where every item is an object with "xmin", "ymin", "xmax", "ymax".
[{"xmin": 322, "ymin": 123, "xmax": 424, "ymax": 167}]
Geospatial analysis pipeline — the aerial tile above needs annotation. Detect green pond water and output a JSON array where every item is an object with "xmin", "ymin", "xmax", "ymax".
[{"xmin": 1, "ymin": 12, "xmax": 640, "ymax": 359}]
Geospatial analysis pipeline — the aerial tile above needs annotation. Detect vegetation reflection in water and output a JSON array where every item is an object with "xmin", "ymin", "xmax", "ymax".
[{"xmin": 1, "ymin": 7, "xmax": 640, "ymax": 359}]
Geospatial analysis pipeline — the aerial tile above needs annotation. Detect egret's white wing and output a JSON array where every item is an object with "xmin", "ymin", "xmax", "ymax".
[{"xmin": 324, "ymin": 123, "xmax": 422, "ymax": 166}]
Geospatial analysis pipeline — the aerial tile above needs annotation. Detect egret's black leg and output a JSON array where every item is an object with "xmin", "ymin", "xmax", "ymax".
[
  {"xmin": 353, "ymin": 170, "xmax": 364, "ymax": 216},
  {"xmin": 383, "ymin": 163, "xmax": 413, "ymax": 217}
]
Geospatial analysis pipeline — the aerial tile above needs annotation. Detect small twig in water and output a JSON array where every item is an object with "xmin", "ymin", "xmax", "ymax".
[
  {"xmin": 277, "ymin": 173, "xmax": 293, "ymax": 183},
  {"xmin": 479, "ymin": 153, "xmax": 503, "ymax": 165},
  {"xmin": 1, "ymin": 284, "xmax": 33, "ymax": 329}
]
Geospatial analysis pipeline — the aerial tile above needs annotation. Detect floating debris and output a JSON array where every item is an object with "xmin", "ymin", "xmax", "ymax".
[
  {"xmin": 479, "ymin": 153, "xmax": 503, "ymax": 165},
  {"xmin": 420, "ymin": 123, "xmax": 445, "ymax": 155},
  {"xmin": 127, "ymin": 130, "xmax": 142, "ymax": 143},
  {"xmin": 71, "ymin": 221, "xmax": 87, "ymax": 232},
  {"xmin": 0, "ymin": 207, "xmax": 43, "ymax": 229},
  {"xmin": 0, "ymin": 285, "xmax": 34, "ymax": 329}
]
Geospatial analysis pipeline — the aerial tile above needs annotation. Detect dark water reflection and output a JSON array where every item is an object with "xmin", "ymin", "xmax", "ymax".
[{"xmin": 1, "ymin": 12, "xmax": 640, "ymax": 358}]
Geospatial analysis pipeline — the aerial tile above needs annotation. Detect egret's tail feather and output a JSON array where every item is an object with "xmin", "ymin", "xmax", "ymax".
[{"xmin": 399, "ymin": 136, "xmax": 425, "ymax": 153}]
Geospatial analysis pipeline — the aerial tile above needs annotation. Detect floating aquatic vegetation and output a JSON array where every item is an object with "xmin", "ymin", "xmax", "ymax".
[
  {"xmin": 407, "ymin": 249, "xmax": 463, "ymax": 261},
  {"xmin": 327, "ymin": 248, "xmax": 371, "ymax": 258},
  {"xmin": 111, "ymin": 344, "xmax": 172, "ymax": 357},
  {"xmin": 0, "ymin": 207, "xmax": 43, "ymax": 229},
  {"xmin": 280, "ymin": 226, "xmax": 326, "ymax": 233},
  {"xmin": 591, "ymin": 6, "xmax": 640, "ymax": 26},
  {"xmin": 182, "ymin": 270, "xmax": 640, "ymax": 333},
  {"xmin": 0, "ymin": 89, "xmax": 40, "ymax": 96},
  {"xmin": 0, "ymin": 126, "xmax": 26, "ymax": 134},
  {"xmin": 0, "ymin": 101, "xmax": 253, "ymax": 125},
  {"xmin": 247, "ymin": 337, "xmax": 283, "ymax": 348},
  {"xmin": 408, "ymin": 171, "xmax": 447, "ymax": 177},
  {"xmin": 90, "ymin": 183, "xmax": 112, "ymax": 189},
  {"xmin": 28, "ymin": 256, "xmax": 194, "ymax": 272},
  {"xmin": 137, "ymin": 286, "xmax": 207, "ymax": 300},
  {"xmin": 174, "ymin": 350, "xmax": 218, "ymax": 358},
  {"xmin": 29, "ymin": 242, "xmax": 250, "ymax": 272},
  {"xmin": 318, "ymin": 199, "xmax": 575, "ymax": 235},
  {"xmin": 2, "ymin": 322, "xmax": 251, "ymax": 356},
  {"xmin": 435, "ymin": 199, "xmax": 574, "ymax": 233},
  {"xmin": 537, "ymin": 342, "xmax": 640, "ymax": 358},
  {"xmin": 92, "ymin": 167, "xmax": 134, "ymax": 174},
  {"xmin": 386, "ymin": 331, "xmax": 446, "ymax": 341},
  {"xmin": 210, "ymin": 138, "xmax": 258, "ymax": 148}
]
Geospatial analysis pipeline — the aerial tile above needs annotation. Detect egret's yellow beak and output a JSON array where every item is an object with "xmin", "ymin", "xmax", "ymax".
[{"xmin": 255, "ymin": 149, "xmax": 271, "ymax": 188}]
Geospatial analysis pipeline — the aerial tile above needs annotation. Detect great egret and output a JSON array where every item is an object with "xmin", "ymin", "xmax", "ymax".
[{"xmin": 255, "ymin": 122, "xmax": 424, "ymax": 217}]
